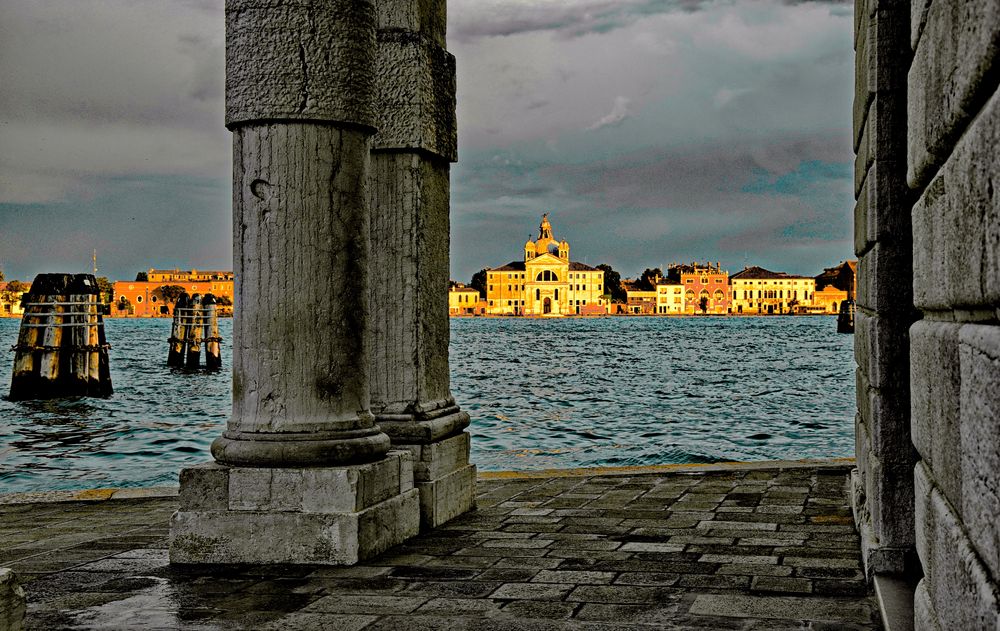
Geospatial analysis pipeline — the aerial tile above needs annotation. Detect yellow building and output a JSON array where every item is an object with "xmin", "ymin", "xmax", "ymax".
[
  {"xmin": 730, "ymin": 266, "xmax": 816, "ymax": 315},
  {"xmin": 449, "ymin": 284, "xmax": 481, "ymax": 315},
  {"xmin": 625, "ymin": 287, "xmax": 656, "ymax": 314},
  {"xmin": 812, "ymin": 285, "xmax": 849, "ymax": 313},
  {"xmin": 656, "ymin": 281, "xmax": 686, "ymax": 314},
  {"xmin": 486, "ymin": 214, "xmax": 605, "ymax": 316},
  {"xmin": 146, "ymin": 268, "xmax": 234, "ymax": 283}
]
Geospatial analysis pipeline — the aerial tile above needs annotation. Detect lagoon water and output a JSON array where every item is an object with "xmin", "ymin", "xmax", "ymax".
[{"xmin": 0, "ymin": 316, "xmax": 855, "ymax": 493}]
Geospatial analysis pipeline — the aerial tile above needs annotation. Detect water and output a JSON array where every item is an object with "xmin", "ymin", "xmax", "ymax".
[{"xmin": 0, "ymin": 316, "xmax": 855, "ymax": 493}]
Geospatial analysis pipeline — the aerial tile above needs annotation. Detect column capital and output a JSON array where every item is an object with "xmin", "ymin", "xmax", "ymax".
[
  {"xmin": 225, "ymin": 0, "xmax": 377, "ymax": 129},
  {"xmin": 372, "ymin": 31, "xmax": 457, "ymax": 161}
]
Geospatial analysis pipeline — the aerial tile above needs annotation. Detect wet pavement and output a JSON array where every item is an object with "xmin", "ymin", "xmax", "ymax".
[{"xmin": 1, "ymin": 462, "xmax": 880, "ymax": 630}]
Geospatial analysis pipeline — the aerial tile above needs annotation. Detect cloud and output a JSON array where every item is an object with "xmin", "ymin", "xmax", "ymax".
[
  {"xmin": 713, "ymin": 87, "xmax": 752, "ymax": 109},
  {"xmin": 586, "ymin": 96, "xmax": 632, "ymax": 131},
  {"xmin": 449, "ymin": 0, "xmax": 849, "ymax": 41},
  {"xmin": 0, "ymin": 0, "xmax": 226, "ymax": 204},
  {"xmin": 0, "ymin": 0, "xmax": 855, "ymax": 284}
]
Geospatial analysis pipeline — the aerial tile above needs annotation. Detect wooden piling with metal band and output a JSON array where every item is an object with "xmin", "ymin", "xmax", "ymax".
[
  {"xmin": 167, "ymin": 293, "xmax": 190, "ymax": 367},
  {"xmin": 8, "ymin": 273, "xmax": 112, "ymax": 400},
  {"xmin": 202, "ymin": 294, "xmax": 222, "ymax": 369},
  {"xmin": 184, "ymin": 294, "xmax": 203, "ymax": 369},
  {"xmin": 67, "ymin": 276, "xmax": 92, "ymax": 393}
]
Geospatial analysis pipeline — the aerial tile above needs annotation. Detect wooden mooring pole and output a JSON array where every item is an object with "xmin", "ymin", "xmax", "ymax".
[
  {"xmin": 167, "ymin": 293, "xmax": 190, "ymax": 367},
  {"xmin": 203, "ymin": 294, "xmax": 222, "ymax": 369},
  {"xmin": 167, "ymin": 292, "xmax": 222, "ymax": 370},
  {"xmin": 185, "ymin": 294, "xmax": 203, "ymax": 369},
  {"xmin": 8, "ymin": 273, "xmax": 112, "ymax": 400}
]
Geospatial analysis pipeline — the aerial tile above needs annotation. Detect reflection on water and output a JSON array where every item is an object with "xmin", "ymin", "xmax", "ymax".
[{"xmin": 0, "ymin": 316, "xmax": 855, "ymax": 493}]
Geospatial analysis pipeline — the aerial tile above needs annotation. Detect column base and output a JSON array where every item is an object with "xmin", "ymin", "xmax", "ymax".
[
  {"xmin": 388, "ymin": 428, "xmax": 477, "ymax": 530},
  {"xmin": 0, "ymin": 568, "xmax": 26, "ymax": 631},
  {"xmin": 169, "ymin": 451, "xmax": 419, "ymax": 565},
  {"xmin": 418, "ymin": 463, "xmax": 477, "ymax": 529}
]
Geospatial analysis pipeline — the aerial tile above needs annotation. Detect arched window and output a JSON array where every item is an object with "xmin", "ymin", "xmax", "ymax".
[{"xmin": 535, "ymin": 270, "xmax": 558, "ymax": 282}]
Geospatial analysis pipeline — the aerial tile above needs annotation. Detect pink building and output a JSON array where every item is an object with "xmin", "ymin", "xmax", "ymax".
[{"xmin": 668, "ymin": 262, "xmax": 730, "ymax": 314}]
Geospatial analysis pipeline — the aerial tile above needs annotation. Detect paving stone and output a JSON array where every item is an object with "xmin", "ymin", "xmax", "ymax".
[
  {"xmin": 260, "ymin": 613, "xmax": 377, "ymax": 631},
  {"xmin": 677, "ymin": 574, "xmax": 751, "ymax": 590},
  {"xmin": 491, "ymin": 557, "xmax": 562, "ymax": 570},
  {"xmin": 499, "ymin": 600, "xmax": 578, "ymax": 620},
  {"xmin": 612, "ymin": 572, "xmax": 680, "ymax": 586},
  {"xmin": 480, "ymin": 539, "xmax": 552, "ymax": 549},
  {"xmin": 782, "ymin": 556, "xmax": 861, "ymax": 569},
  {"xmin": 717, "ymin": 564, "xmax": 794, "ymax": 577},
  {"xmin": 490, "ymin": 582, "xmax": 574, "ymax": 601},
  {"xmin": 531, "ymin": 570, "xmax": 615, "ymax": 585},
  {"xmin": 750, "ymin": 576, "xmax": 813, "ymax": 594},
  {"xmin": 687, "ymin": 593, "xmax": 874, "ymax": 624},
  {"xmin": 699, "ymin": 554, "xmax": 779, "ymax": 565},
  {"xmin": 475, "ymin": 568, "xmax": 539, "ymax": 582},
  {"xmin": 413, "ymin": 596, "xmax": 504, "ymax": 616},
  {"xmin": 567, "ymin": 584, "xmax": 680, "ymax": 604},
  {"xmin": 573, "ymin": 602, "xmax": 681, "ymax": 623}
]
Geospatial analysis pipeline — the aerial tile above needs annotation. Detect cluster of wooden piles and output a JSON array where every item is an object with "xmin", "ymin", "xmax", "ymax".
[
  {"xmin": 8, "ymin": 273, "xmax": 112, "ymax": 401},
  {"xmin": 167, "ymin": 293, "xmax": 222, "ymax": 370}
]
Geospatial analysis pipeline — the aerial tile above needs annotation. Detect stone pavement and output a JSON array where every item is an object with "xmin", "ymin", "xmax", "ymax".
[{"xmin": 0, "ymin": 462, "xmax": 880, "ymax": 630}]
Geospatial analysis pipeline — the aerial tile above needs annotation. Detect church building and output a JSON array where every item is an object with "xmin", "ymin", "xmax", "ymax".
[{"xmin": 485, "ymin": 214, "xmax": 605, "ymax": 316}]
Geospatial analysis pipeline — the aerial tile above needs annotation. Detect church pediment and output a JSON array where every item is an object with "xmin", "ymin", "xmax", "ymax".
[{"xmin": 526, "ymin": 252, "xmax": 565, "ymax": 267}]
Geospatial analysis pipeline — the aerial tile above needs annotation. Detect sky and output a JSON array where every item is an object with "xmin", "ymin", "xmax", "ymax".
[{"xmin": 0, "ymin": 0, "xmax": 855, "ymax": 284}]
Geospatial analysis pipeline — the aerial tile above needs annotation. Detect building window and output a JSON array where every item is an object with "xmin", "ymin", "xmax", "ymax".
[
  {"xmin": 136, "ymin": 295, "xmax": 143, "ymax": 303},
  {"xmin": 555, "ymin": 289, "xmax": 559, "ymax": 300},
  {"xmin": 536, "ymin": 289, "xmax": 540, "ymax": 300},
  {"xmin": 489, "ymin": 285, "xmax": 493, "ymax": 292},
  {"xmin": 535, "ymin": 270, "xmax": 558, "ymax": 282}
]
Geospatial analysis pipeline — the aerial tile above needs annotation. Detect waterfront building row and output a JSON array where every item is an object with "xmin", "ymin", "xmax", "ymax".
[{"xmin": 455, "ymin": 214, "xmax": 856, "ymax": 317}]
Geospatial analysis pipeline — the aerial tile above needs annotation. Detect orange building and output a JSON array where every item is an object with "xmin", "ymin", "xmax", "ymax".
[{"xmin": 113, "ymin": 269, "xmax": 234, "ymax": 317}]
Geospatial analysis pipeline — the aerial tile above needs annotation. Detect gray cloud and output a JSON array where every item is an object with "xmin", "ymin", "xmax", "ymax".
[
  {"xmin": 450, "ymin": 0, "xmax": 849, "ymax": 41},
  {"xmin": 0, "ymin": 0, "xmax": 854, "ymax": 284},
  {"xmin": 586, "ymin": 96, "xmax": 632, "ymax": 131}
]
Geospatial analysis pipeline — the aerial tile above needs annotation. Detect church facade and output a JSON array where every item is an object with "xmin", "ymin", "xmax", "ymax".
[{"xmin": 485, "ymin": 214, "xmax": 605, "ymax": 316}]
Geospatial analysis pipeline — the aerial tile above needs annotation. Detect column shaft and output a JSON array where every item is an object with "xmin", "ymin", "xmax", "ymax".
[{"xmin": 369, "ymin": 0, "xmax": 476, "ymax": 529}]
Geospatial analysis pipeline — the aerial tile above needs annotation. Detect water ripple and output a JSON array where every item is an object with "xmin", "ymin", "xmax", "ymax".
[{"xmin": 0, "ymin": 316, "xmax": 855, "ymax": 492}]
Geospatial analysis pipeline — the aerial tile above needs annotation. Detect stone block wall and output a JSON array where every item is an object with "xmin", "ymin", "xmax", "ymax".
[
  {"xmin": 855, "ymin": 0, "xmax": 1000, "ymax": 627},
  {"xmin": 906, "ymin": 1, "xmax": 1000, "ymax": 627},
  {"xmin": 851, "ymin": 0, "xmax": 917, "ymax": 576}
]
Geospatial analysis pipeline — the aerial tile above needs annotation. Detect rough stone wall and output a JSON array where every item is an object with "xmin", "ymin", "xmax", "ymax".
[
  {"xmin": 907, "ymin": 1, "xmax": 1000, "ymax": 627},
  {"xmin": 851, "ymin": 0, "xmax": 917, "ymax": 576}
]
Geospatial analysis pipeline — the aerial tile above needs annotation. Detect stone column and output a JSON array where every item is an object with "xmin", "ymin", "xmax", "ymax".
[
  {"xmin": 170, "ymin": 0, "xmax": 420, "ymax": 565},
  {"xmin": 368, "ymin": 0, "xmax": 476, "ymax": 529}
]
